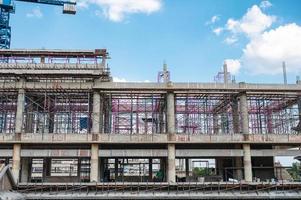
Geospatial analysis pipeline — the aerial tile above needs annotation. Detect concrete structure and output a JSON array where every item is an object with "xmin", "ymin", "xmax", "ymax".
[{"xmin": 0, "ymin": 49, "xmax": 301, "ymax": 199}]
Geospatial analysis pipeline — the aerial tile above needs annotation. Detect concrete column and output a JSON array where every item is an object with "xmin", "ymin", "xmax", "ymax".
[
  {"xmin": 158, "ymin": 102, "xmax": 164, "ymax": 133},
  {"xmin": 239, "ymin": 90, "xmax": 252, "ymax": 182},
  {"xmin": 293, "ymin": 97, "xmax": 301, "ymax": 132},
  {"xmin": 92, "ymin": 92, "xmax": 101, "ymax": 134},
  {"xmin": 160, "ymin": 158, "xmax": 166, "ymax": 182},
  {"xmin": 77, "ymin": 158, "xmax": 81, "ymax": 182},
  {"xmin": 21, "ymin": 158, "xmax": 30, "ymax": 183},
  {"xmin": 42, "ymin": 158, "xmax": 51, "ymax": 181},
  {"xmin": 149, "ymin": 158, "xmax": 153, "ymax": 181},
  {"xmin": 298, "ymin": 97, "xmax": 301, "ymax": 123},
  {"xmin": 166, "ymin": 92, "xmax": 175, "ymax": 133},
  {"xmin": 267, "ymin": 110, "xmax": 273, "ymax": 133},
  {"xmin": 90, "ymin": 144, "xmax": 99, "ymax": 182},
  {"xmin": 99, "ymin": 158, "xmax": 104, "ymax": 182},
  {"xmin": 99, "ymin": 96, "xmax": 104, "ymax": 133},
  {"xmin": 114, "ymin": 158, "xmax": 118, "ymax": 181},
  {"xmin": 243, "ymin": 144, "xmax": 252, "ymax": 182},
  {"xmin": 223, "ymin": 62, "xmax": 228, "ymax": 84},
  {"xmin": 185, "ymin": 158, "xmax": 189, "ymax": 179},
  {"xmin": 234, "ymin": 156, "xmax": 243, "ymax": 181},
  {"xmin": 167, "ymin": 144, "xmax": 176, "ymax": 183},
  {"xmin": 25, "ymin": 103, "xmax": 34, "ymax": 133},
  {"xmin": 12, "ymin": 144, "xmax": 21, "ymax": 182},
  {"xmin": 213, "ymin": 114, "xmax": 219, "ymax": 134},
  {"xmin": 48, "ymin": 97, "xmax": 55, "ymax": 134},
  {"xmin": 15, "ymin": 89, "xmax": 25, "ymax": 134},
  {"xmin": 166, "ymin": 92, "xmax": 176, "ymax": 183},
  {"xmin": 104, "ymin": 96, "xmax": 111, "ymax": 134},
  {"xmin": 101, "ymin": 56, "xmax": 106, "ymax": 69},
  {"xmin": 239, "ymin": 92, "xmax": 249, "ymax": 135},
  {"xmin": 232, "ymin": 97, "xmax": 240, "ymax": 134},
  {"xmin": 233, "ymin": 97, "xmax": 242, "ymax": 181},
  {"xmin": 216, "ymin": 158, "xmax": 224, "ymax": 178}
]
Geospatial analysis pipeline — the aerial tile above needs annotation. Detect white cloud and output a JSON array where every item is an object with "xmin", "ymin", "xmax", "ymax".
[
  {"xmin": 78, "ymin": 1, "xmax": 89, "ymax": 8},
  {"xmin": 215, "ymin": 3, "xmax": 301, "ymax": 76},
  {"xmin": 224, "ymin": 36, "xmax": 238, "ymax": 45},
  {"xmin": 213, "ymin": 27, "xmax": 223, "ymax": 36},
  {"xmin": 113, "ymin": 77, "xmax": 127, "ymax": 82},
  {"xmin": 26, "ymin": 7, "xmax": 43, "ymax": 18},
  {"xmin": 78, "ymin": 0, "xmax": 162, "ymax": 22},
  {"xmin": 224, "ymin": 59, "xmax": 241, "ymax": 75},
  {"xmin": 242, "ymin": 23, "xmax": 301, "ymax": 75},
  {"xmin": 226, "ymin": 5, "xmax": 276, "ymax": 38},
  {"xmin": 260, "ymin": 0, "xmax": 272, "ymax": 9},
  {"xmin": 206, "ymin": 15, "xmax": 220, "ymax": 25},
  {"xmin": 211, "ymin": 15, "xmax": 220, "ymax": 23},
  {"xmin": 113, "ymin": 77, "xmax": 151, "ymax": 82}
]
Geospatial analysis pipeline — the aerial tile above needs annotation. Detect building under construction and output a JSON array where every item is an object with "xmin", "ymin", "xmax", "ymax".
[{"xmin": 0, "ymin": 49, "xmax": 301, "ymax": 199}]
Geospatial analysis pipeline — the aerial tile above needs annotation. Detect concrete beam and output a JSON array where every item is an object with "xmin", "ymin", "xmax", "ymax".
[
  {"xmin": 0, "ymin": 149, "xmax": 297, "ymax": 158},
  {"xmin": 0, "ymin": 68, "xmax": 105, "ymax": 77},
  {"xmin": 2, "ymin": 133, "xmax": 301, "ymax": 145},
  {"xmin": 95, "ymin": 82, "xmax": 301, "ymax": 93},
  {"xmin": 1, "ymin": 81, "xmax": 301, "ymax": 94}
]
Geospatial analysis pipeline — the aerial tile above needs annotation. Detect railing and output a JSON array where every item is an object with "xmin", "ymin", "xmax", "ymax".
[{"xmin": 16, "ymin": 181, "xmax": 301, "ymax": 197}]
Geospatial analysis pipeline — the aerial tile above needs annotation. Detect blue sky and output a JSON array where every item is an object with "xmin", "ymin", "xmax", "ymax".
[{"xmin": 10, "ymin": 0, "xmax": 301, "ymax": 83}]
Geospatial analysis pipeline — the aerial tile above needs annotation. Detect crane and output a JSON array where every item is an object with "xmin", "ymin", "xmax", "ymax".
[{"xmin": 0, "ymin": 0, "xmax": 76, "ymax": 49}]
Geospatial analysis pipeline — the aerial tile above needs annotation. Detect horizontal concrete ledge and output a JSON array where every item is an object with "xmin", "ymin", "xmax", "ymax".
[
  {"xmin": 98, "ymin": 82, "xmax": 301, "ymax": 92},
  {"xmin": 1, "ymin": 133, "xmax": 301, "ymax": 144},
  {"xmin": 18, "ymin": 181, "xmax": 301, "ymax": 186},
  {"xmin": 0, "ymin": 69, "xmax": 105, "ymax": 76},
  {"xmin": 1, "ymin": 149, "xmax": 301, "ymax": 158},
  {"xmin": 0, "ymin": 82, "xmax": 301, "ymax": 93},
  {"xmin": 0, "ymin": 63, "xmax": 105, "ymax": 70},
  {"xmin": 22, "ymin": 193, "xmax": 301, "ymax": 200}
]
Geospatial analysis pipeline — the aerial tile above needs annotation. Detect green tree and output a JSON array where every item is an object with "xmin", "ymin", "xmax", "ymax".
[
  {"xmin": 288, "ymin": 162, "xmax": 300, "ymax": 181},
  {"xmin": 192, "ymin": 167, "xmax": 212, "ymax": 177}
]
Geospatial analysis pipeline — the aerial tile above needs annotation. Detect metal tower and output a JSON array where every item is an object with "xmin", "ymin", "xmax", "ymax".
[{"xmin": 0, "ymin": 0, "xmax": 76, "ymax": 49}]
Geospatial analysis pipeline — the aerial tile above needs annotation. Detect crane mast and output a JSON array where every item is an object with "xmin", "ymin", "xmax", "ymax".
[{"xmin": 0, "ymin": 0, "xmax": 76, "ymax": 49}]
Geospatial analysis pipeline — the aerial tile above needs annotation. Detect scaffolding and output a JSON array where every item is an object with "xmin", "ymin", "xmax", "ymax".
[{"xmin": 0, "ymin": 92, "xmax": 300, "ymax": 135}]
